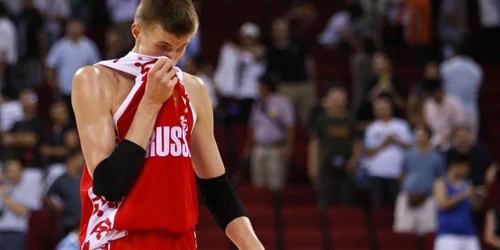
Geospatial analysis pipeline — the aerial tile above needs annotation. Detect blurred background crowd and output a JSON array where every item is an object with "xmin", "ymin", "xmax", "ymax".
[{"xmin": 0, "ymin": 0, "xmax": 500, "ymax": 249}]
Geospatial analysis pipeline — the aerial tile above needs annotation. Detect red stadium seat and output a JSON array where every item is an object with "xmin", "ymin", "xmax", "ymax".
[
  {"xmin": 236, "ymin": 185, "xmax": 274, "ymax": 206},
  {"xmin": 245, "ymin": 205, "xmax": 275, "ymax": 231},
  {"xmin": 372, "ymin": 207, "xmax": 395, "ymax": 230},
  {"xmin": 283, "ymin": 227, "xmax": 323, "ymax": 249},
  {"xmin": 28, "ymin": 209, "xmax": 60, "ymax": 250},
  {"xmin": 328, "ymin": 206, "xmax": 367, "ymax": 231},
  {"xmin": 254, "ymin": 228, "xmax": 278, "ymax": 250},
  {"xmin": 423, "ymin": 233, "xmax": 435, "ymax": 250},
  {"xmin": 376, "ymin": 230, "xmax": 418, "ymax": 250},
  {"xmin": 330, "ymin": 228, "xmax": 370, "ymax": 248},
  {"xmin": 281, "ymin": 206, "xmax": 321, "ymax": 228},
  {"xmin": 196, "ymin": 227, "xmax": 231, "ymax": 250},
  {"xmin": 279, "ymin": 185, "xmax": 317, "ymax": 206}
]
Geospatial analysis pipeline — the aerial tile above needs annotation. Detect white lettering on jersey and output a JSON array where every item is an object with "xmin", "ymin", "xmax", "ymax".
[{"xmin": 145, "ymin": 123, "xmax": 191, "ymax": 159}]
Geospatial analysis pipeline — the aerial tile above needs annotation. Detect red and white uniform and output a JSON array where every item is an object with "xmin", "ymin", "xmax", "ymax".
[{"xmin": 79, "ymin": 52, "xmax": 198, "ymax": 250}]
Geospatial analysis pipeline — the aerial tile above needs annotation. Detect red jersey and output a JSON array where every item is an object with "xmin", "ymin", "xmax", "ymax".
[{"xmin": 79, "ymin": 53, "xmax": 198, "ymax": 250}]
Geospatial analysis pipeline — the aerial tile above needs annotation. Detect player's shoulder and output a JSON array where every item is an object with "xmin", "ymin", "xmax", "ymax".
[
  {"xmin": 72, "ymin": 65, "xmax": 118, "ymax": 98},
  {"xmin": 181, "ymin": 72, "xmax": 208, "ymax": 93}
]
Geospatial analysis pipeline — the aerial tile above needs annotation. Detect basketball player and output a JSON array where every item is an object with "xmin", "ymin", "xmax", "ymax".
[{"xmin": 71, "ymin": 0, "xmax": 263, "ymax": 249}]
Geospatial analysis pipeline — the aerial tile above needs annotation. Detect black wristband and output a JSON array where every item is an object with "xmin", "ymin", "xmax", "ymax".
[
  {"xmin": 198, "ymin": 174, "xmax": 247, "ymax": 230},
  {"xmin": 93, "ymin": 139, "xmax": 146, "ymax": 201}
]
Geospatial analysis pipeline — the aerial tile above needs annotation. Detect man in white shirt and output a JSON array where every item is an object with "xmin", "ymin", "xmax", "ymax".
[
  {"xmin": 106, "ymin": 0, "xmax": 140, "ymax": 49},
  {"xmin": 364, "ymin": 94, "xmax": 412, "ymax": 209},
  {"xmin": 213, "ymin": 22, "xmax": 265, "ymax": 123},
  {"xmin": 318, "ymin": 2, "xmax": 365, "ymax": 51},
  {"xmin": 440, "ymin": 47, "xmax": 482, "ymax": 141}
]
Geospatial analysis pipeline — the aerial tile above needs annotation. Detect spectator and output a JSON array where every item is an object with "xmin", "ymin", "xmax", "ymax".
[
  {"xmin": 213, "ymin": 22, "xmax": 265, "ymax": 123},
  {"xmin": 357, "ymin": 52, "xmax": 407, "ymax": 126},
  {"xmin": 438, "ymin": 0, "xmax": 467, "ymax": 59},
  {"xmin": 266, "ymin": 18, "xmax": 316, "ymax": 125},
  {"xmin": 45, "ymin": 149, "xmax": 83, "ymax": 237},
  {"xmin": 46, "ymin": 18, "xmax": 101, "ymax": 115},
  {"xmin": 2, "ymin": 89, "xmax": 44, "ymax": 167},
  {"xmin": 244, "ymin": 75, "xmax": 294, "ymax": 191},
  {"xmin": 106, "ymin": 0, "xmax": 140, "ymax": 49},
  {"xmin": 447, "ymin": 126, "xmax": 494, "ymax": 188},
  {"xmin": 479, "ymin": 0, "xmax": 500, "ymax": 64},
  {"xmin": 394, "ymin": 124, "xmax": 445, "ymax": 235},
  {"xmin": 282, "ymin": 0, "xmax": 318, "ymax": 41},
  {"xmin": 350, "ymin": 38, "xmax": 376, "ymax": 116},
  {"xmin": 383, "ymin": 0, "xmax": 408, "ymax": 48},
  {"xmin": 407, "ymin": 62, "xmax": 439, "ymax": 127},
  {"xmin": 104, "ymin": 27, "xmax": 127, "ymax": 60},
  {"xmin": 308, "ymin": 85, "xmax": 361, "ymax": 211},
  {"xmin": 183, "ymin": 55, "xmax": 218, "ymax": 109},
  {"xmin": 406, "ymin": 0, "xmax": 433, "ymax": 64},
  {"xmin": 0, "ymin": 2, "xmax": 17, "ymax": 87},
  {"xmin": 317, "ymin": 2, "xmax": 365, "ymax": 52},
  {"xmin": 16, "ymin": 0, "xmax": 46, "ymax": 91},
  {"xmin": 55, "ymin": 227, "xmax": 79, "ymax": 250},
  {"xmin": 178, "ymin": 1, "xmax": 202, "ymax": 68},
  {"xmin": 484, "ymin": 208, "xmax": 500, "ymax": 250},
  {"xmin": 440, "ymin": 45, "xmax": 483, "ymax": 142},
  {"xmin": 422, "ymin": 78, "xmax": 465, "ymax": 151},
  {"xmin": 0, "ymin": 87, "xmax": 22, "ymax": 132},
  {"xmin": 364, "ymin": 94, "xmax": 412, "ymax": 209},
  {"xmin": 0, "ymin": 158, "xmax": 42, "ymax": 250},
  {"xmin": 34, "ymin": 0, "xmax": 70, "ymax": 47},
  {"xmin": 433, "ymin": 151, "xmax": 482, "ymax": 250},
  {"xmin": 0, "ymin": 0, "xmax": 22, "ymax": 18}
]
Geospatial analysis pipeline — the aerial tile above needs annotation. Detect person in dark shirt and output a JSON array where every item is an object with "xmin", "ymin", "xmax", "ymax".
[
  {"xmin": 1, "ymin": 89, "xmax": 44, "ymax": 167},
  {"xmin": 45, "ymin": 149, "xmax": 84, "ymax": 237},
  {"xmin": 266, "ymin": 18, "xmax": 316, "ymax": 125},
  {"xmin": 41, "ymin": 101, "xmax": 76, "ymax": 166},
  {"xmin": 446, "ymin": 125, "xmax": 494, "ymax": 187},
  {"xmin": 357, "ymin": 52, "xmax": 407, "ymax": 126},
  {"xmin": 308, "ymin": 85, "xmax": 362, "ymax": 212}
]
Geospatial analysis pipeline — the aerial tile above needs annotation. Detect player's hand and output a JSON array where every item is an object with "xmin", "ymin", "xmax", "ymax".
[{"xmin": 144, "ymin": 58, "xmax": 178, "ymax": 105}]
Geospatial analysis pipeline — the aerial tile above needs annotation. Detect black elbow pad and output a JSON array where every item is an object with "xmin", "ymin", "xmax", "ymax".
[
  {"xmin": 93, "ymin": 139, "xmax": 146, "ymax": 202},
  {"xmin": 198, "ymin": 174, "xmax": 247, "ymax": 230}
]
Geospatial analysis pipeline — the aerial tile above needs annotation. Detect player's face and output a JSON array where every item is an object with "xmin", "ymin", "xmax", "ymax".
[{"xmin": 132, "ymin": 23, "xmax": 191, "ymax": 65}]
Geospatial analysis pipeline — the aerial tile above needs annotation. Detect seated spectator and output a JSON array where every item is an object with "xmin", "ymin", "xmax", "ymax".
[
  {"xmin": 213, "ymin": 22, "xmax": 265, "ymax": 124},
  {"xmin": 104, "ymin": 27, "xmax": 128, "ymax": 60},
  {"xmin": 0, "ymin": 87, "xmax": 23, "ymax": 133},
  {"xmin": 244, "ymin": 75, "xmax": 294, "ymax": 191},
  {"xmin": 433, "ymin": 151, "xmax": 482, "ymax": 250},
  {"xmin": 308, "ymin": 85, "xmax": 361, "ymax": 211},
  {"xmin": 394, "ymin": 124, "xmax": 445, "ymax": 235},
  {"xmin": 407, "ymin": 62, "xmax": 439, "ymax": 127},
  {"xmin": 0, "ymin": 158, "xmax": 42, "ymax": 250},
  {"xmin": 55, "ymin": 227, "xmax": 79, "ymax": 250},
  {"xmin": 440, "ymin": 45, "xmax": 483, "ymax": 142},
  {"xmin": 422, "ymin": 78, "xmax": 465, "ymax": 151},
  {"xmin": 364, "ymin": 94, "xmax": 412, "ymax": 209},
  {"xmin": 484, "ymin": 208, "xmax": 500, "ymax": 250},
  {"xmin": 2, "ymin": 89, "xmax": 44, "ymax": 168},
  {"xmin": 45, "ymin": 149, "xmax": 84, "ymax": 237},
  {"xmin": 42, "ymin": 101, "xmax": 76, "ymax": 166},
  {"xmin": 357, "ymin": 52, "xmax": 407, "ymax": 126},
  {"xmin": 317, "ymin": 2, "xmax": 365, "ymax": 52}
]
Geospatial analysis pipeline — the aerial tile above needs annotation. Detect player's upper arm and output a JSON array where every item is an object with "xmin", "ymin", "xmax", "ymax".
[
  {"xmin": 72, "ymin": 66, "xmax": 116, "ymax": 176},
  {"xmin": 184, "ymin": 74, "xmax": 225, "ymax": 179}
]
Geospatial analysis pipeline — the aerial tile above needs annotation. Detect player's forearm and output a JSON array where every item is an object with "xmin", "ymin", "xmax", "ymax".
[
  {"xmin": 124, "ymin": 101, "xmax": 162, "ymax": 149},
  {"xmin": 226, "ymin": 217, "xmax": 264, "ymax": 250}
]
